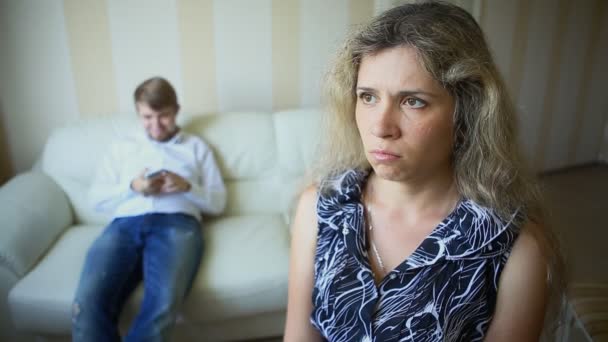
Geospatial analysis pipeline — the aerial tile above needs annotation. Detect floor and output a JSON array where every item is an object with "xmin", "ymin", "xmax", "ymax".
[
  {"xmin": 540, "ymin": 164, "xmax": 608, "ymax": 342},
  {"xmin": 541, "ymin": 164, "xmax": 608, "ymax": 284}
]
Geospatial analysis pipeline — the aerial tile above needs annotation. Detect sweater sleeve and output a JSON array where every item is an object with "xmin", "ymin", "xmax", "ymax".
[
  {"xmin": 88, "ymin": 143, "xmax": 138, "ymax": 212},
  {"xmin": 183, "ymin": 141, "xmax": 227, "ymax": 215}
]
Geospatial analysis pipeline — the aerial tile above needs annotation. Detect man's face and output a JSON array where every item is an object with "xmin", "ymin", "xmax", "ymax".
[{"xmin": 136, "ymin": 101, "xmax": 178, "ymax": 142}]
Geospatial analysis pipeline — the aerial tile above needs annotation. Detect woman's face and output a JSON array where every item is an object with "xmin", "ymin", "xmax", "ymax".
[{"xmin": 355, "ymin": 46, "xmax": 456, "ymax": 182}]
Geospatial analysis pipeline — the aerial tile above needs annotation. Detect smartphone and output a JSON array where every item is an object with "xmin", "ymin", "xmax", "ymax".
[{"xmin": 145, "ymin": 169, "xmax": 167, "ymax": 179}]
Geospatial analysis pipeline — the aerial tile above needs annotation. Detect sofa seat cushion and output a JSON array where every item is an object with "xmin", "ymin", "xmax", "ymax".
[{"xmin": 8, "ymin": 215, "xmax": 289, "ymax": 333}]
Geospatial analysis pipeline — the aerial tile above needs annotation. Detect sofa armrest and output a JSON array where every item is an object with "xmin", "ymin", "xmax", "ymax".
[{"xmin": 0, "ymin": 172, "xmax": 73, "ymax": 278}]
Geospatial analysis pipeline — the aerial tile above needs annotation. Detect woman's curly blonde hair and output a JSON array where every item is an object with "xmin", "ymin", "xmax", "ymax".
[{"xmin": 313, "ymin": 1, "xmax": 566, "ymax": 338}]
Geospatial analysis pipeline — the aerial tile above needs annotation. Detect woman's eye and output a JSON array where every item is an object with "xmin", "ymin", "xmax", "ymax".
[
  {"xmin": 359, "ymin": 93, "xmax": 377, "ymax": 104},
  {"xmin": 403, "ymin": 97, "xmax": 426, "ymax": 109}
]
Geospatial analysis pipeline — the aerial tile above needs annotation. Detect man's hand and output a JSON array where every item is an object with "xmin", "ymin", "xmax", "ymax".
[
  {"xmin": 160, "ymin": 171, "xmax": 191, "ymax": 194},
  {"xmin": 131, "ymin": 169, "xmax": 164, "ymax": 196}
]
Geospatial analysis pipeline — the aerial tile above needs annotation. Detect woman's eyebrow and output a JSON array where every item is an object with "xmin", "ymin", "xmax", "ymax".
[
  {"xmin": 355, "ymin": 87, "xmax": 376, "ymax": 93},
  {"xmin": 356, "ymin": 86, "xmax": 438, "ymax": 98},
  {"xmin": 396, "ymin": 90, "xmax": 438, "ymax": 98}
]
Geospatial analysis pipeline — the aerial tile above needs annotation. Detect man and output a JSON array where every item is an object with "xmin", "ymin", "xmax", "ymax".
[{"xmin": 72, "ymin": 77, "xmax": 226, "ymax": 341}]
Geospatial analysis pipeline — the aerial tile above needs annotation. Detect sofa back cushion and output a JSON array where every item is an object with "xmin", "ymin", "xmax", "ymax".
[{"xmin": 41, "ymin": 109, "xmax": 322, "ymax": 224}]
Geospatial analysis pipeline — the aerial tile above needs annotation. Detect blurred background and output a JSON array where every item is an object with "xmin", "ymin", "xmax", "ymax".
[
  {"xmin": 0, "ymin": 0, "xmax": 606, "ymax": 177},
  {"xmin": 0, "ymin": 0, "xmax": 606, "ymax": 340}
]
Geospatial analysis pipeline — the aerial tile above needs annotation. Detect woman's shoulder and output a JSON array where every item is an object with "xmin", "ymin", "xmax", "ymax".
[
  {"xmin": 458, "ymin": 199, "xmax": 524, "ymax": 229},
  {"xmin": 445, "ymin": 199, "xmax": 524, "ymax": 259},
  {"xmin": 317, "ymin": 169, "xmax": 368, "ymax": 203},
  {"xmin": 290, "ymin": 185, "xmax": 319, "ymax": 243},
  {"xmin": 298, "ymin": 185, "xmax": 318, "ymax": 209}
]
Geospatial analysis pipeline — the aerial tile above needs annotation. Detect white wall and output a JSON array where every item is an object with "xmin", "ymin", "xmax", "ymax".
[
  {"xmin": 0, "ymin": 0, "xmax": 79, "ymax": 173},
  {"xmin": 0, "ymin": 0, "xmax": 606, "ymax": 176}
]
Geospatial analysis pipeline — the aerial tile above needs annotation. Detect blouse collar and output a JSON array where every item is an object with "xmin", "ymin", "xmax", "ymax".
[{"xmin": 318, "ymin": 169, "xmax": 522, "ymax": 272}]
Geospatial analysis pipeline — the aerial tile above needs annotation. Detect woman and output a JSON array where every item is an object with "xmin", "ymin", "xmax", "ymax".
[{"xmin": 284, "ymin": 2, "xmax": 563, "ymax": 341}]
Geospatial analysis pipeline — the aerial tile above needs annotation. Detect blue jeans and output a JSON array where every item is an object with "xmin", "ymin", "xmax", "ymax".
[{"xmin": 72, "ymin": 213, "xmax": 203, "ymax": 342}]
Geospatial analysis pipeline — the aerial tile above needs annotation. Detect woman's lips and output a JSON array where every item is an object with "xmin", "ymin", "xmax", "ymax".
[{"xmin": 370, "ymin": 149, "xmax": 400, "ymax": 162}]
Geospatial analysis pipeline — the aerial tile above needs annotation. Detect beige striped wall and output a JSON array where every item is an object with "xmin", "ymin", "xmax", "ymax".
[{"xmin": 0, "ymin": 0, "xmax": 606, "ymax": 176}]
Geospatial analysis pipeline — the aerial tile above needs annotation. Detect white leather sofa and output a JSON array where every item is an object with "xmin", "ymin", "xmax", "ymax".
[{"xmin": 0, "ymin": 109, "xmax": 321, "ymax": 341}]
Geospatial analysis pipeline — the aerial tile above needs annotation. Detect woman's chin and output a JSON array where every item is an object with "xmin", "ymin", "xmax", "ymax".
[{"xmin": 371, "ymin": 164, "xmax": 407, "ymax": 182}]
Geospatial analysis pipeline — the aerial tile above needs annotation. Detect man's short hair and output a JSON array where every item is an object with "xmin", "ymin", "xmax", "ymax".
[{"xmin": 134, "ymin": 77, "xmax": 179, "ymax": 111}]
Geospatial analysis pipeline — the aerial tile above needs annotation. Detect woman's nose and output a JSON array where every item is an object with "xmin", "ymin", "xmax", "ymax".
[{"xmin": 371, "ymin": 102, "xmax": 401, "ymax": 140}]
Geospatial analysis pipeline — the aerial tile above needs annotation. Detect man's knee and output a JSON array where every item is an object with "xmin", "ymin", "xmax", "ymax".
[
  {"xmin": 71, "ymin": 298, "xmax": 95, "ymax": 332},
  {"xmin": 71, "ymin": 297, "xmax": 121, "ymax": 342},
  {"xmin": 162, "ymin": 229, "xmax": 203, "ymax": 273},
  {"xmin": 72, "ymin": 301, "xmax": 81, "ymax": 321},
  {"xmin": 169, "ymin": 225, "xmax": 201, "ymax": 246}
]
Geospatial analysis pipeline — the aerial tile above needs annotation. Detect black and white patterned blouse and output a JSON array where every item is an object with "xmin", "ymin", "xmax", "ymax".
[{"xmin": 310, "ymin": 170, "xmax": 522, "ymax": 342}]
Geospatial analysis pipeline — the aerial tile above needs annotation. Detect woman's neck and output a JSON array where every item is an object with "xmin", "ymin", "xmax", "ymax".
[{"xmin": 366, "ymin": 165, "xmax": 461, "ymax": 220}]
